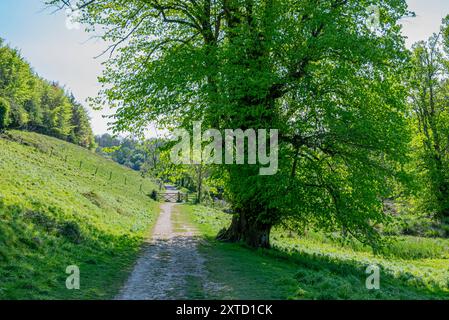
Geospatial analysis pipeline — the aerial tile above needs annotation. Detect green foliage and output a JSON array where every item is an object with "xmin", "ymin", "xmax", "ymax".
[
  {"xmin": 95, "ymin": 134, "xmax": 154, "ymax": 171},
  {"xmin": 383, "ymin": 212, "xmax": 448, "ymax": 238},
  {"xmin": 69, "ymin": 95, "xmax": 96, "ymax": 149},
  {"xmin": 0, "ymin": 96, "xmax": 10, "ymax": 129},
  {"xmin": 0, "ymin": 40, "xmax": 33, "ymax": 128},
  {"xmin": 0, "ymin": 131, "xmax": 158, "ymax": 299},
  {"xmin": 0, "ymin": 40, "xmax": 94, "ymax": 148},
  {"xmin": 407, "ymin": 19, "xmax": 449, "ymax": 219}
]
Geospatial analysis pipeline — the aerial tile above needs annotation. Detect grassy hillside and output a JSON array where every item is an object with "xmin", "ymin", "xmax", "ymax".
[
  {"xmin": 182, "ymin": 205, "xmax": 449, "ymax": 299},
  {"xmin": 0, "ymin": 130, "xmax": 158, "ymax": 299}
]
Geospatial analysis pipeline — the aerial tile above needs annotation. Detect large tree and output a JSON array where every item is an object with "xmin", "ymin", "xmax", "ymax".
[
  {"xmin": 409, "ymin": 17, "xmax": 449, "ymax": 219},
  {"xmin": 0, "ymin": 39, "xmax": 34, "ymax": 128},
  {"xmin": 50, "ymin": 0, "xmax": 411, "ymax": 248},
  {"xmin": 68, "ymin": 93, "xmax": 96, "ymax": 149}
]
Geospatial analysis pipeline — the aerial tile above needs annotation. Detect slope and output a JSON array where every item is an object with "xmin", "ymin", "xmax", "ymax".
[{"xmin": 0, "ymin": 130, "xmax": 158, "ymax": 299}]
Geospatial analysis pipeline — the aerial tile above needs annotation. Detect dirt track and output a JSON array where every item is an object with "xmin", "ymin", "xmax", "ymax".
[{"xmin": 116, "ymin": 202, "xmax": 213, "ymax": 299}]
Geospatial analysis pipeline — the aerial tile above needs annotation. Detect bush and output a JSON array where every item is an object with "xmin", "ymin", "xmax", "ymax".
[
  {"xmin": 149, "ymin": 190, "xmax": 158, "ymax": 201},
  {"xmin": 0, "ymin": 97, "xmax": 10, "ymax": 130},
  {"xmin": 383, "ymin": 213, "xmax": 446, "ymax": 238},
  {"xmin": 380, "ymin": 236, "xmax": 449, "ymax": 259},
  {"xmin": 58, "ymin": 221, "xmax": 82, "ymax": 244}
]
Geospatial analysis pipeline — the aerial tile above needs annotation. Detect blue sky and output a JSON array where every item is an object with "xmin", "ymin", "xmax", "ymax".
[{"xmin": 0, "ymin": 0, "xmax": 448, "ymax": 135}]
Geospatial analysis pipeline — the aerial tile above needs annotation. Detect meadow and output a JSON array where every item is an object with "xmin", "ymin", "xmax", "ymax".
[
  {"xmin": 182, "ymin": 204, "xmax": 449, "ymax": 299},
  {"xmin": 0, "ymin": 131, "xmax": 158, "ymax": 299}
]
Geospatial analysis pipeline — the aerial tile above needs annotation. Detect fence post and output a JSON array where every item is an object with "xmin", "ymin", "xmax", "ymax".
[
  {"xmin": 50, "ymin": 148, "xmax": 53, "ymax": 157},
  {"xmin": 125, "ymin": 177, "xmax": 127, "ymax": 185},
  {"xmin": 79, "ymin": 160, "xmax": 83, "ymax": 169},
  {"xmin": 94, "ymin": 167, "xmax": 98, "ymax": 176},
  {"xmin": 139, "ymin": 184, "xmax": 142, "ymax": 192},
  {"xmin": 109, "ymin": 171, "xmax": 112, "ymax": 180}
]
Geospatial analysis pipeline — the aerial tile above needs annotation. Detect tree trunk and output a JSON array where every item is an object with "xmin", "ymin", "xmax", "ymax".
[
  {"xmin": 196, "ymin": 166, "xmax": 202, "ymax": 204},
  {"xmin": 437, "ymin": 181, "xmax": 449, "ymax": 218},
  {"xmin": 217, "ymin": 210, "xmax": 272, "ymax": 248}
]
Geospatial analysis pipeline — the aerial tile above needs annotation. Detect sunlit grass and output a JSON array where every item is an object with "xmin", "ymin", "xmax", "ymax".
[
  {"xmin": 0, "ymin": 131, "xmax": 158, "ymax": 299},
  {"xmin": 183, "ymin": 204, "xmax": 449, "ymax": 299}
]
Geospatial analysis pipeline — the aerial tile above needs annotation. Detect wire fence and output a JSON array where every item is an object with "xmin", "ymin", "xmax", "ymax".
[
  {"xmin": 2, "ymin": 131, "xmax": 195, "ymax": 203},
  {"xmin": 3, "ymin": 132, "xmax": 166, "ymax": 197}
]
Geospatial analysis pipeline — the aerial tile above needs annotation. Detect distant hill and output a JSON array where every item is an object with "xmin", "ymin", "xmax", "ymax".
[{"xmin": 0, "ymin": 131, "xmax": 159, "ymax": 299}]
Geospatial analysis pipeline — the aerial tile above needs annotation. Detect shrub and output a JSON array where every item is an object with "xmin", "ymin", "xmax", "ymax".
[
  {"xmin": 149, "ymin": 190, "xmax": 158, "ymax": 201},
  {"xmin": 0, "ymin": 97, "xmax": 10, "ymax": 130},
  {"xmin": 58, "ymin": 221, "xmax": 82, "ymax": 244}
]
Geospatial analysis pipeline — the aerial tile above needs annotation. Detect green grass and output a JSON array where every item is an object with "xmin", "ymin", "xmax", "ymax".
[
  {"xmin": 0, "ymin": 130, "xmax": 158, "ymax": 299},
  {"xmin": 182, "ymin": 204, "xmax": 449, "ymax": 300},
  {"xmin": 173, "ymin": 205, "xmax": 298, "ymax": 299}
]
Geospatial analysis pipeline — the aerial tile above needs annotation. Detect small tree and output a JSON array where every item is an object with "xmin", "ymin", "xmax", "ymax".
[{"xmin": 0, "ymin": 97, "xmax": 10, "ymax": 131}]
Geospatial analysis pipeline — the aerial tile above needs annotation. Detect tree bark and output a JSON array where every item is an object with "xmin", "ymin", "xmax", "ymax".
[{"xmin": 217, "ymin": 210, "xmax": 272, "ymax": 248}]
